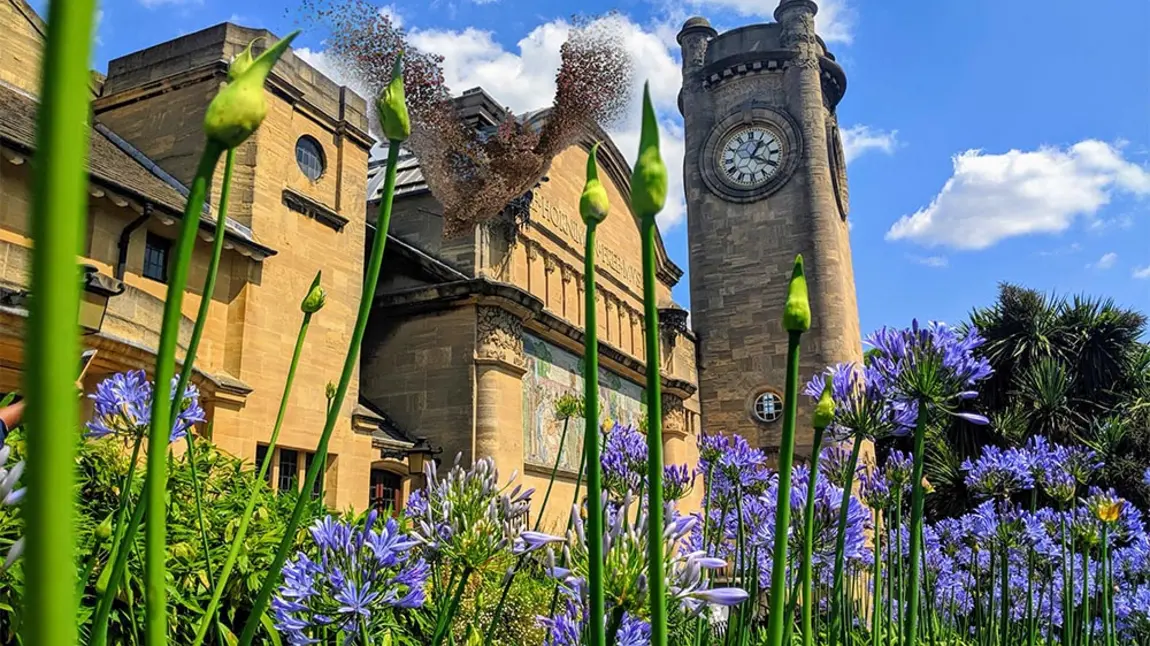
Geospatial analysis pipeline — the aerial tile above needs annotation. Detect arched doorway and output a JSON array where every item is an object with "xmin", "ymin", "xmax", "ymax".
[{"xmin": 369, "ymin": 467, "xmax": 404, "ymax": 516}]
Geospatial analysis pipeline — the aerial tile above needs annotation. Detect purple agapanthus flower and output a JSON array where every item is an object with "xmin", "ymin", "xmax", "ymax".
[
  {"xmin": 602, "ymin": 423, "xmax": 648, "ymax": 498},
  {"xmin": 272, "ymin": 511, "xmax": 428, "ymax": 643},
  {"xmin": 961, "ymin": 445, "xmax": 1034, "ymax": 499},
  {"xmin": 865, "ymin": 320, "xmax": 992, "ymax": 425},
  {"xmin": 86, "ymin": 370, "xmax": 205, "ymax": 443},
  {"xmin": 803, "ymin": 363, "xmax": 917, "ymax": 439}
]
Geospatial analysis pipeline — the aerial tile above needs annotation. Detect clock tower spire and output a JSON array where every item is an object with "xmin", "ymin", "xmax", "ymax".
[{"xmin": 678, "ymin": 4, "xmax": 862, "ymax": 455}]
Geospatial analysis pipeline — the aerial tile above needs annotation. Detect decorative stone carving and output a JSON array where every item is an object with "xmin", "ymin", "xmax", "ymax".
[
  {"xmin": 560, "ymin": 263, "xmax": 573, "ymax": 284},
  {"xmin": 476, "ymin": 306, "xmax": 525, "ymax": 370},
  {"xmin": 526, "ymin": 241, "xmax": 539, "ymax": 261},
  {"xmin": 543, "ymin": 254, "xmax": 557, "ymax": 274},
  {"xmin": 662, "ymin": 394, "xmax": 687, "ymax": 437}
]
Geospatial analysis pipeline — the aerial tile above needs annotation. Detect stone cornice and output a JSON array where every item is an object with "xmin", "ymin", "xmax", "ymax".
[
  {"xmin": 92, "ymin": 61, "xmax": 374, "ymax": 149},
  {"xmin": 282, "ymin": 187, "xmax": 349, "ymax": 232},
  {"xmin": 697, "ymin": 51, "xmax": 846, "ymax": 110},
  {"xmin": 373, "ymin": 277, "xmax": 698, "ymax": 399}
]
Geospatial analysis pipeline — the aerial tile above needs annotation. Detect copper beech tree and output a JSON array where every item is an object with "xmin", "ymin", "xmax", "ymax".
[{"xmin": 299, "ymin": 0, "xmax": 634, "ymax": 236}]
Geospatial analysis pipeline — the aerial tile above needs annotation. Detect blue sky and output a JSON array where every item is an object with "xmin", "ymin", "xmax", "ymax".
[{"xmin": 50, "ymin": 0, "xmax": 1150, "ymax": 337}]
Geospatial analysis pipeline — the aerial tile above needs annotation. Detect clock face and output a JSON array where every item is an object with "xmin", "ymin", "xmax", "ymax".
[{"xmin": 719, "ymin": 127, "xmax": 783, "ymax": 188}]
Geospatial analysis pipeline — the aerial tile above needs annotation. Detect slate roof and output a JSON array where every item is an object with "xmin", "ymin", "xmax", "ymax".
[{"xmin": 0, "ymin": 81, "xmax": 274, "ymax": 259}]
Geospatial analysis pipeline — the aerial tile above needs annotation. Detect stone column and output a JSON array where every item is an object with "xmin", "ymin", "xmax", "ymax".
[{"xmin": 474, "ymin": 305, "xmax": 527, "ymax": 480}]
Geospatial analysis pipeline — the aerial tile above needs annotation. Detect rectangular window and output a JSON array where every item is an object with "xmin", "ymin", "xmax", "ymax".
[
  {"xmin": 277, "ymin": 448, "xmax": 299, "ymax": 493},
  {"xmin": 305, "ymin": 452, "xmax": 324, "ymax": 500},
  {"xmin": 255, "ymin": 444, "xmax": 272, "ymax": 485},
  {"xmin": 143, "ymin": 232, "xmax": 170, "ymax": 283}
]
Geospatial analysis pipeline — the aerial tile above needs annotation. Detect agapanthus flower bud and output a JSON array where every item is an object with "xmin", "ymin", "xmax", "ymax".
[
  {"xmin": 96, "ymin": 515, "xmax": 113, "ymax": 540},
  {"xmin": 204, "ymin": 30, "xmax": 299, "ymax": 149},
  {"xmin": 325, "ymin": 381, "xmax": 337, "ymax": 401},
  {"xmin": 554, "ymin": 393, "xmax": 584, "ymax": 420},
  {"xmin": 300, "ymin": 270, "xmax": 325, "ymax": 313},
  {"xmin": 580, "ymin": 142, "xmax": 610, "ymax": 225},
  {"xmin": 629, "ymin": 83, "xmax": 667, "ymax": 220},
  {"xmin": 228, "ymin": 37, "xmax": 262, "ymax": 81},
  {"xmin": 812, "ymin": 373, "xmax": 836, "ymax": 430},
  {"xmin": 376, "ymin": 53, "xmax": 410, "ymax": 142},
  {"xmin": 783, "ymin": 254, "xmax": 811, "ymax": 332}
]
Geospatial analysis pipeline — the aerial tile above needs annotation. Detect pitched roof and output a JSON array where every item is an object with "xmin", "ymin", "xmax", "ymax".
[{"xmin": 0, "ymin": 81, "xmax": 275, "ymax": 259}]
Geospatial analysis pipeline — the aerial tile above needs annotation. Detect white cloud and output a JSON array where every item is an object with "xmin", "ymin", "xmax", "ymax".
[
  {"xmin": 886, "ymin": 140, "xmax": 1150, "ymax": 250},
  {"xmin": 840, "ymin": 125, "xmax": 897, "ymax": 164},
  {"xmin": 379, "ymin": 4, "xmax": 403, "ymax": 28},
  {"xmin": 1133, "ymin": 265, "xmax": 1150, "ymax": 279},
  {"xmin": 406, "ymin": 15, "xmax": 688, "ymax": 229},
  {"xmin": 1088, "ymin": 252, "xmax": 1118, "ymax": 270},
  {"xmin": 908, "ymin": 255, "xmax": 947, "ymax": 268}
]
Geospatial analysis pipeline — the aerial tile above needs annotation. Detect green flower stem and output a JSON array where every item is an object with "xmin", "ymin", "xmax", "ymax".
[
  {"xmin": 1081, "ymin": 550, "xmax": 1090, "ymax": 646},
  {"xmin": 1100, "ymin": 525, "xmax": 1111, "ymax": 646},
  {"xmin": 192, "ymin": 306, "xmax": 315, "ymax": 646},
  {"xmin": 91, "ymin": 484, "xmax": 147, "ymax": 646},
  {"xmin": 534, "ymin": 416, "xmax": 570, "ymax": 533},
  {"xmin": 799, "ymin": 424, "xmax": 826, "ymax": 646},
  {"xmin": 582, "ymin": 222, "xmax": 607, "ymax": 646},
  {"xmin": 544, "ymin": 441, "xmax": 589, "ymax": 646},
  {"xmin": 97, "ymin": 433, "xmax": 144, "ymax": 593},
  {"xmin": 902, "ymin": 401, "xmax": 929, "ymax": 646},
  {"xmin": 483, "ymin": 416, "xmax": 571, "ymax": 646},
  {"xmin": 999, "ymin": 534, "xmax": 1009, "ymax": 646},
  {"xmin": 692, "ymin": 462, "xmax": 717, "ymax": 646},
  {"xmin": 1026, "ymin": 490, "xmax": 1037, "ymax": 646},
  {"xmin": 764, "ymin": 330, "xmax": 803, "ymax": 646},
  {"xmin": 827, "ymin": 434, "xmax": 863, "ymax": 646},
  {"xmin": 871, "ymin": 507, "xmax": 883, "ymax": 646},
  {"xmin": 143, "ymin": 138, "xmax": 224, "ymax": 646},
  {"xmin": 432, "ymin": 567, "xmax": 472, "ymax": 646},
  {"xmin": 639, "ymin": 213, "xmax": 667, "ymax": 646},
  {"xmin": 23, "ymin": 2, "xmax": 98, "ymax": 645},
  {"xmin": 238, "ymin": 141, "xmax": 402, "ymax": 645},
  {"xmin": 173, "ymin": 146, "xmax": 239, "ymax": 601}
]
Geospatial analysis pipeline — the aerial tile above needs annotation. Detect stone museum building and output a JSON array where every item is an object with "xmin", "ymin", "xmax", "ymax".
[{"xmin": 0, "ymin": 0, "xmax": 859, "ymax": 527}]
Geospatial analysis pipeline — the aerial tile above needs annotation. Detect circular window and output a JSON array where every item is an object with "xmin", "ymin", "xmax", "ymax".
[
  {"xmin": 752, "ymin": 391, "xmax": 784, "ymax": 424},
  {"xmin": 295, "ymin": 136, "xmax": 326, "ymax": 181}
]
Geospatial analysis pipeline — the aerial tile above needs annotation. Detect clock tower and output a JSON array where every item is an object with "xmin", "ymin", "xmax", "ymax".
[{"xmin": 677, "ymin": 1, "xmax": 863, "ymax": 454}]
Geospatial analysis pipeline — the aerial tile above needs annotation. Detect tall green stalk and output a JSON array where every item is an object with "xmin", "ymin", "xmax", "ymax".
[
  {"xmin": 902, "ymin": 400, "xmax": 930, "ymax": 646},
  {"xmin": 765, "ymin": 255, "xmax": 811, "ymax": 646},
  {"xmin": 23, "ymin": 2, "xmax": 98, "ymax": 644},
  {"xmin": 629, "ymin": 83, "xmax": 669, "ymax": 646},
  {"xmin": 871, "ymin": 508, "xmax": 884, "ymax": 646},
  {"xmin": 582, "ymin": 222, "xmax": 607, "ymax": 646},
  {"xmin": 800, "ymin": 380, "xmax": 834, "ymax": 646},
  {"xmin": 238, "ymin": 53, "xmax": 407, "ymax": 643},
  {"xmin": 191, "ymin": 272, "xmax": 322, "ymax": 646},
  {"xmin": 827, "ymin": 434, "xmax": 863, "ymax": 646},
  {"xmin": 174, "ymin": 146, "xmax": 239, "ymax": 604},
  {"xmin": 96, "ymin": 434, "xmax": 143, "ymax": 595},
  {"xmin": 142, "ymin": 137, "xmax": 223, "ymax": 646}
]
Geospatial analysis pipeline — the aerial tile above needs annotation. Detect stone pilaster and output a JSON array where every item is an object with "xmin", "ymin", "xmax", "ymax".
[{"xmin": 473, "ymin": 305, "xmax": 527, "ymax": 479}]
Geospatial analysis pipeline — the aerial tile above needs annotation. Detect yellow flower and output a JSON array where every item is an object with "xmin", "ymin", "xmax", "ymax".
[{"xmin": 1097, "ymin": 500, "xmax": 1124, "ymax": 524}]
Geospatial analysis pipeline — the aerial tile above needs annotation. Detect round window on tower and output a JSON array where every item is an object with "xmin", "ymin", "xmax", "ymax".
[
  {"xmin": 751, "ymin": 390, "xmax": 784, "ymax": 424},
  {"xmin": 295, "ymin": 135, "xmax": 326, "ymax": 182}
]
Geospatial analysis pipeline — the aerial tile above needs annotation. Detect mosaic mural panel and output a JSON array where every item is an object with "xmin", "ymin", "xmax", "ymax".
[{"xmin": 522, "ymin": 333, "xmax": 645, "ymax": 473}]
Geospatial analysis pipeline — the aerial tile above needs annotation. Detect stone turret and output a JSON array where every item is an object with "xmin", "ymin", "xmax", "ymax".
[{"xmin": 677, "ymin": 3, "xmax": 862, "ymax": 455}]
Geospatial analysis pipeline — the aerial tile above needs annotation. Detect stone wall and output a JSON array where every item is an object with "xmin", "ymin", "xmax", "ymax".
[{"xmin": 0, "ymin": 0, "xmax": 43, "ymax": 95}]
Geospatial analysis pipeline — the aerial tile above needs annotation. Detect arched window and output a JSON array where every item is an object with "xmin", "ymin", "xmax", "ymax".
[
  {"xmin": 295, "ymin": 135, "xmax": 326, "ymax": 181},
  {"xmin": 752, "ymin": 391, "xmax": 783, "ymax": 424}
]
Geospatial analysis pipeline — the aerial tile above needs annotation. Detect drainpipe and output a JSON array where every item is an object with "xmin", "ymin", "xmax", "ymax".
[{"xmin": 115, "ymin": 202, "xmax": 152, "ymax": 280}]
